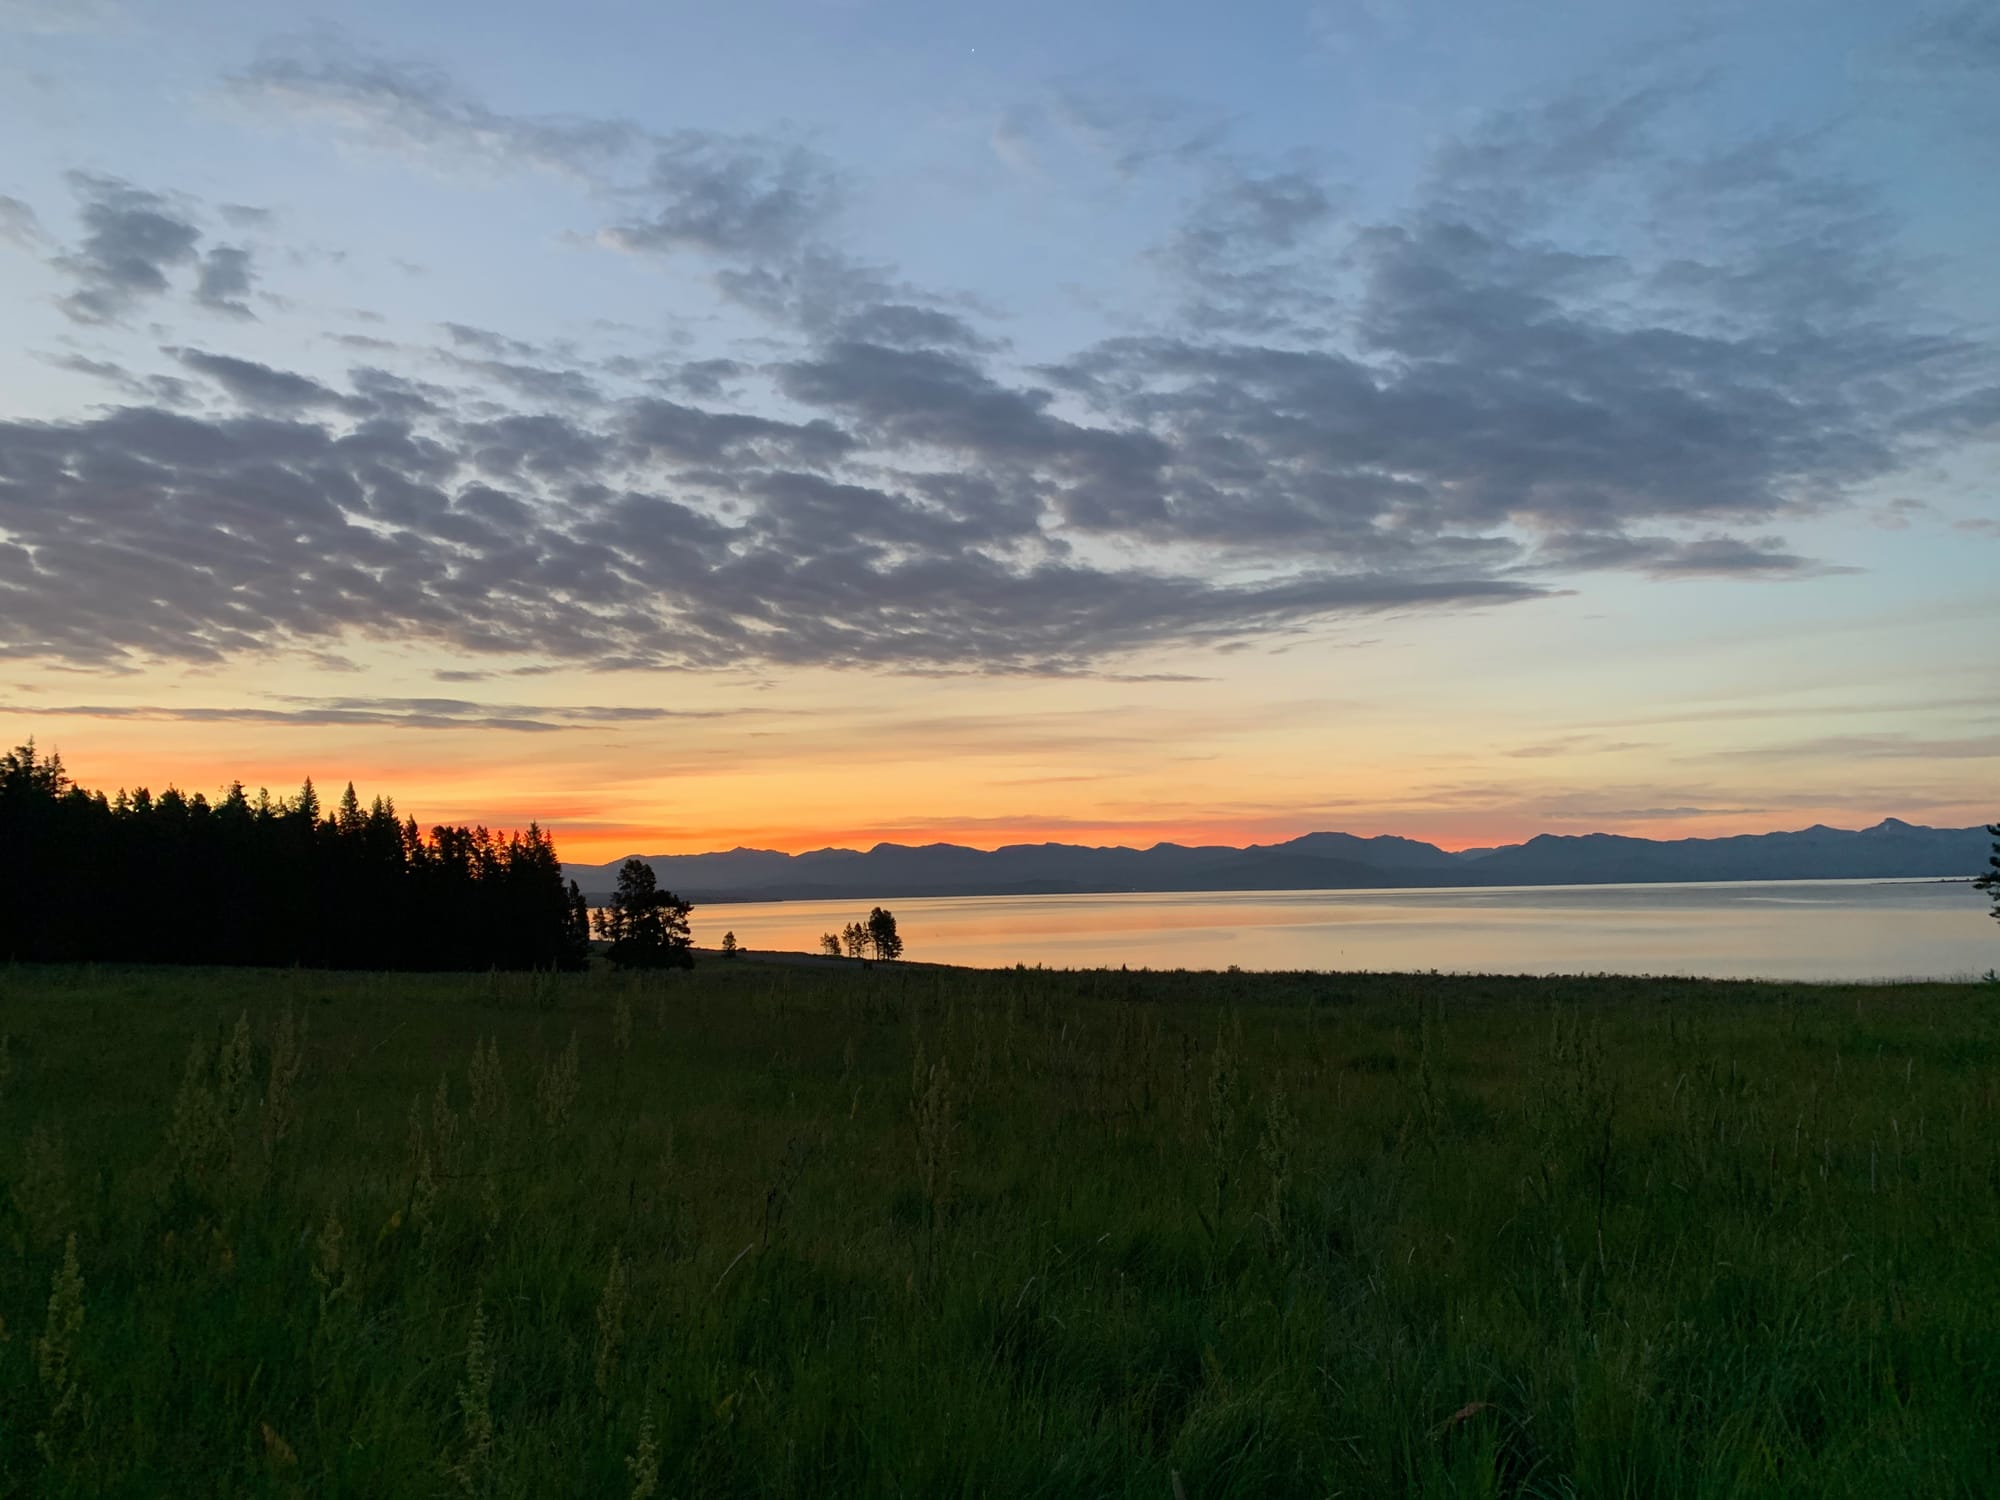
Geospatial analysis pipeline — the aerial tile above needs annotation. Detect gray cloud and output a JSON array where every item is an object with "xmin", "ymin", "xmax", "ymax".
[
  {"xmin": 194, "ymin": 244, "xmax": 257, "ymax": 318},
  {"xmin": 441, "ymin": 321, "xmax": 546, "ymax": 359},
  {"xmin": 0, "ymin": 0, "xmax": 122, "ymax": 31},
  {"xmin": 35, "ymin": 351, "xmax": 195, "ymax": 406},
  {"xmin": 234, "ymin": 37, "xmax": 926, "ymax": 340},
  {"xmin": 13, "ymin": 60, "xmax": 1993, "ymax": 680},
  {"xmin": 996, "ymin": 84, "xmax": 1229, "ymax": 179},
  {"xmin": 602, "ymin": 132, "xmax": 840, "ymax": 259},
  {"xmin": 0, "ymin": 378, "xmax": 1543, "ymax": 674},
  {"xmin": 1539, "ymin": 804, "xmax": 1767, "ymax": 822},
  {"xmin": 171, "ymin": 347, "xmax": 347, "ymax": 410},
  {"xmin": 1908, "ymin": 4, "xmax": 2000, "ymax": 70},
  {"xmin": 53, "ymin": 172, "xmax": 203, "ymax": 323},
  {"xmin": 0, "ymin": 193, "xmax": 43, "ymax": 248},
  {"xmin": 230, "ymin": 41, "xmax": 642, "ymax": 175},
  {"xmin": 1534, "ymin": 532, "xmax": 1837, "ymax": 578},
  {"xmin": 236, "ymin": 38, "xmax": 841, "ymax": 268},
  {"xmin": 1709, "ymin": 733, "xmax": 2000, "ymax": 763},
  {"xmin": 4, "ymin": 695, "xmax": 721, "ymax": 732},
  {"xmin": 650, "ymin": 357, "xmax": 745, "ymax": 399},
  {"xmin": 1039, "ymin": 77, "xmax": 1994, "ymax": 569},
  {"xmin": 832, "ymin": 303, "xmax": 996, "ymax": 352},
  {"xmin": 447, "ymin": 355, "xmax": 602, "ymax": 408},
  {"xmin": 1156, "ymin": 158, "xmax": 1344, "ymax": 334}
]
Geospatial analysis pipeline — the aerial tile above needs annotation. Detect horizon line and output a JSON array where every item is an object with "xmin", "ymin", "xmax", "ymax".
[{"xmin": 568, "ymin": 814, "xmax": 1968, "ymax": 866}]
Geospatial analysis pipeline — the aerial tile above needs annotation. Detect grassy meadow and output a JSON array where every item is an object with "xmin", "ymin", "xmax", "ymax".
[{"xmin": 2, "ymin": 959, "xmax": 1997, "ymax": 1496}]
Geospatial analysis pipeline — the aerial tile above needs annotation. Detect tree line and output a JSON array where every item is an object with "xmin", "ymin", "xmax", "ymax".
[{"xmin": 0, "ymin": 742, "xmax": 589, "ymax": 970}]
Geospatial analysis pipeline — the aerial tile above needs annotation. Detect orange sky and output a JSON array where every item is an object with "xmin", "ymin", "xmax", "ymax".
[{"xmin": 12, "ymin": 554, "xmax": 1996, "ymax": 866}]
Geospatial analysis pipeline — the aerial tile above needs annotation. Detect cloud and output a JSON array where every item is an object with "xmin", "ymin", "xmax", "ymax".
[
  {"xmin": 236, "ymin": 37, "xmax": 845, "ymax": 279},
  {"xmin": 229, "ymin": 39, "xmax": 642, "ymax": 175},
  {"xmin": 649, "ymin": 357, "xmax": 745, "ymax": 400},
  {"xmin": 1534, "ymin": 532, "xmax": 1836, "ymax": 578},
  {"xmin": 1504, "ymin": 735, "xmax": 1653, "ymax": 759},
  {"xmin": 1042, "ymin": 78, "xmax": 1993, "ymax": 569},
  {"xmin": 832, "ymin": 303, "xmax": 996, "ymax": 353},
  {"xmin": 0, "ymin": 0, "xmax": 122, "ymax": 31},
  {"xmin": 0, "ymin": 378, "xmax": 1545, "ymax": 676},
  {"xmin": 448, "ymin": 355, "xmax": 602, "ymax": 408},
  {"xmin": 1538, "ymin": 804, "xmax": 1766, "ymax": 822},
  {"xmin": 52, "ymin": 172, "xmax": 203, "ymax": 323},
  {"xmin": 0, "ymin": 193, "xmax": 43, "ymax": 248},
  {"xmin": 996, "ymin": 83, "xmax": 1229, "ymax": 180},
  {"xmin": 171, "ymin": 347, "xmax": 347, "ymax": 409},
  {"xmin": 2, "ymin": 695, "xmax": 723, "ymax": 732},
  {"xmin": 441, "ymin": 321, "xmax": 545, "ymax": 359},
  {"xmin": 601, "ymin": 132, "xmax": 841, "ymax": 260},
  {"xmin": 1155, "ymin": 158, "xmax": 1345, "ymax": 333},
  {"xmin": 233, "ymin": 37, "xmax": 969, "ymax": 341},
  {"xmin": 1709, "ymin": 733, "xmax": 2000, "ymax": 763},
  {"xmin": 1907, "ymin": 4, "xmax": 2000, "ymax": 71},
  {"xmin": 194, "ymin": 245, "xmax": 257, "ymax": 317},
  {"xmin": 11, "ymin": 58, "xmax": 1994, "ymax": 682},
  {"xmin": 34, "ymin": 351, "xmax": 195, "ymax": 405}
]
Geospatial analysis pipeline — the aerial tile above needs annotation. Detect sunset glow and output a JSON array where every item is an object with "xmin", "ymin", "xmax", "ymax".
[{"xmin": 3, "ymin": 2, "xmax": 1994, "ymax": 862}]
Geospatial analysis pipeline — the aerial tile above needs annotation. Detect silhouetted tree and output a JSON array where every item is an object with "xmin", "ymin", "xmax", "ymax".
[
  {"xmin": 0, "ymin": 742, "xmax": 587, "ymax": 971},
  {"xmin": 867, "ymin": 906, "xmax": 903, "ymax": 961},
  {"xmin": 1977, "ymin": 822, "xmax": 2000, "ymax": 925},
  {"xmin": 819, "ymin": 932, "xmax": 841, "ymax": 958},
  {"xmin": 593, "ymin": 857, "xmax": 694, "ymax": 970},
  {"xmin": 721, "ymin": 930, "xmax": 739, "ymax": 958},
  {"xmin": 841, "ymin": 921, "xmax": 868, "ymax": 958},
  {"xmin": 563, "ymin": 880, "xmax": 591, "ymax": 969}
]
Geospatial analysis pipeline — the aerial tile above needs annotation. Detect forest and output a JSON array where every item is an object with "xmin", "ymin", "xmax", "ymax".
[{"xmin": 0, "ymin": 742, "xmax": 588, "ymax": 970}]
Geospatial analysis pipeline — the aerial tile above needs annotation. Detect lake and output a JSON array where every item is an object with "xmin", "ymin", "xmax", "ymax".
[{"xmin": 686, "ymin": 878, "xmax": 1998, "ymax": 981}]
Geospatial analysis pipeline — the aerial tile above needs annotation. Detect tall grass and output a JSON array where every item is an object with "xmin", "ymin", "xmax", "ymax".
[{"xmin": 1, "ymin": 961, "xmax": 1997, "ymax": 1495}]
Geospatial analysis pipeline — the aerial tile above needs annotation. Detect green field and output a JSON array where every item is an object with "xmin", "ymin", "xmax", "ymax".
[{"xmin": 2, "ymin": 961, "xmax": 1997, "ymax": 1496}]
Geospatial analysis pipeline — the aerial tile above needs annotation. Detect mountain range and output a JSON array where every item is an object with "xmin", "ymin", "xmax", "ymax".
[{"xmin": 563, "ymin": 818, "xmax": 1993, "ymax": 904}]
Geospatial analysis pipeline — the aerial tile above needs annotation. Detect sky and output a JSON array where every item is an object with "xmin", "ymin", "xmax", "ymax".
[{"xmin": 1, "ymin": 0, "xmax": 1996, "ymax": 862}]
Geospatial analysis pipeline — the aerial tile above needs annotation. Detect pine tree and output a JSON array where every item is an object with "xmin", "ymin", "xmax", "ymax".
[
  {"xmin": 867, "ymin": 907, "xmax": 904, "ymax": 961},
  {"xmin": 597, "ymin": 859, "xmax": 694, "ymax": 970},
  {"xmin": 1976, "ymin": 823, "xmax": 2000, "ymax": 926}
]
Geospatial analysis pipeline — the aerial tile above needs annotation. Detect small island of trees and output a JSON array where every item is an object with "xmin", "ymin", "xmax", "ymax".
[{"xmin": 821, "ymin": 907, "xmax": 903, "ymax": 961}]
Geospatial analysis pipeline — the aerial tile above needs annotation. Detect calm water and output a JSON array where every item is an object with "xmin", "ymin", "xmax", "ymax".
[{"xmin": 690, "ymin": 879, "xmax": 1997, "ymax": 981}]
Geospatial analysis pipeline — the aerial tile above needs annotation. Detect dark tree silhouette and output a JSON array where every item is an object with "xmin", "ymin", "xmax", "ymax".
[
  {"xmin": 819, "ymin": 932, "xmax": 841, "ymax": 957},
  {"xmin": 866, "ymin": 906, "xmax": 903, "ymax": 961},
  {"xmin": 721, "ymin": 930, "xmax": 739, "ymax": 958},
  {"xmin": 593, "ymin": 857, "xmax": 694, "ymax": 970},
  {"xmin": 563, "ymin": 880, "xmax": 592, "ymax": 969},
  {"xmin": 0, "ymin": 741, "xmax": 587, "ymax": 970},
  {"xmin": 1977, "ymin": 822, "xmax": 1999, "ymax": 925},
  {"xmin": 841, "ymin": 921, "xmax": 868, "ymax": 958}
]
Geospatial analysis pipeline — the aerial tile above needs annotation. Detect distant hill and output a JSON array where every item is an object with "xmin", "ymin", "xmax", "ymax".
[{"xmin": 563, "ymin": 818, "xmax": 1992, "ymax": 904}]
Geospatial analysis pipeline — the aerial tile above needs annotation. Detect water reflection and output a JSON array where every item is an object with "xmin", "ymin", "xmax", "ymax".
[{"xmin": 678, "ymin": 879, "xmax": 1994, "ymax": 981}]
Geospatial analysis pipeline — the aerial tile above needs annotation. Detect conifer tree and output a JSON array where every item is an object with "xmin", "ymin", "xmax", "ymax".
[{"xmin": 593, "ymin": 859, "xmax": 694, "ymax": 970}]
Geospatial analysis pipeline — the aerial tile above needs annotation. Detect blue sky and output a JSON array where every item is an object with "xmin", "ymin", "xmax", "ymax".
[{"xmin": 1, "ymin": 0, "xmax": 1994, "ymax": 855}]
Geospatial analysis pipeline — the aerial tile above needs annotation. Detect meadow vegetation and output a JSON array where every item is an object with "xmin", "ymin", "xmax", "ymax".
[{"xmin": 2, "ymin": 960, "xmax": 1996, "ymax": 1495}]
